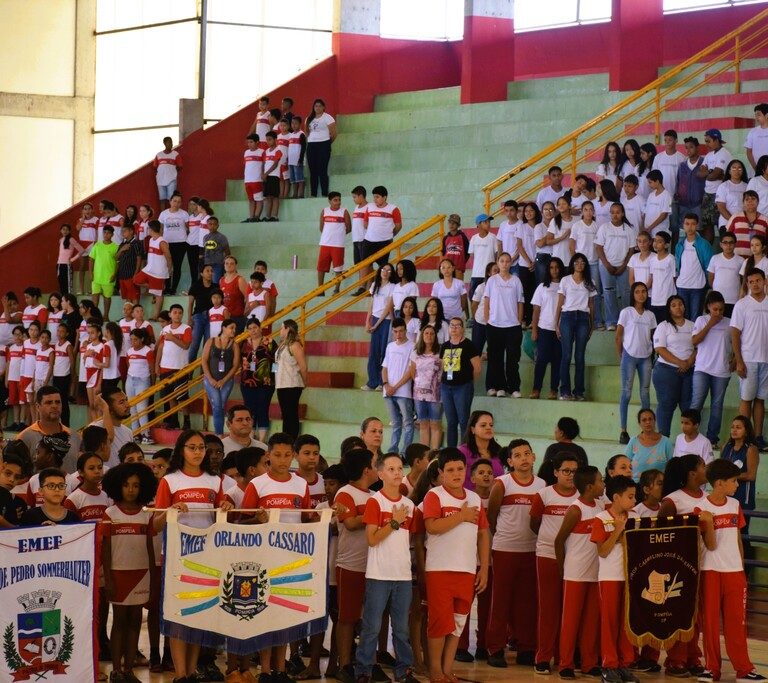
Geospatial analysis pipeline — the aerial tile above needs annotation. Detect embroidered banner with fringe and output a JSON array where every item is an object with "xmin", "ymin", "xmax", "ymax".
[
  {"xmin": 623, "ymin": 515, "xmax": 700, "ymax": 650},
  {"xmin": 162, "ymin": 508, "xmax": 330, "ymax": 655}
]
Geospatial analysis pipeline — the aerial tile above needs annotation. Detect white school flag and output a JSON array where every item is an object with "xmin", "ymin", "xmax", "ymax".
[
  {"xmin": 0, "ymin": 523, "xmax": 97, "ymax": 682},
  {"xmin": 162, "ymin": 508, "xmax": 330, "ymax": 654}
]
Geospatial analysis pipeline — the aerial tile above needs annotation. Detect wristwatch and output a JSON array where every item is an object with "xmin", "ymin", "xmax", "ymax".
[{"xmin": 389, "ymin": 519, "xmax": 400, "ymax": 530}]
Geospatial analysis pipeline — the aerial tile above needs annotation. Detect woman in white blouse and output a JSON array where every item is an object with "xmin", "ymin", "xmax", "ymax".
[
  {"xmin": 362, "ymin": 263, "xmax": 394, "ymax": 391},
  {"xmin": 305, "ymin": 98, "xmax": 337, "ymax": 197},
  {"xmin": 652, "ymin": 294, "xmax": 696, "ymax": 436},
  {"xmin": 431, "ymin": 258, "xmax": 468, "ymax": 320}
]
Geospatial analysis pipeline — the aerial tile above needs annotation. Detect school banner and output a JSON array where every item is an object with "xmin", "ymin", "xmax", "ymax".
[
  {"xmin": 624, "ymin": 516, "xmax": 700, "ymax": 650},
  {"xmin": 0, "ymin": 523, "xmax": 98, "ymax": 682},
  {"xmin": 162, "ymin": 509, "xmax": 331, "ymax": 655}
]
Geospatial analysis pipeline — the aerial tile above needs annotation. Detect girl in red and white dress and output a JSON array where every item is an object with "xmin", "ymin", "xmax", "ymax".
[
  {"xmin": 134, "ymin": 204, "xmax": 153, "ymax": 251},
  {"xmin": 153, "ymin": 431, "xmax": 233, "ymax": 681},
  {"xmin": 245, "ymin": 272, "xmax": 270, "ymax": 324},
  {"xmin": 53, "ymin": 324, "xmax": 75, "ymax": 425},
  {"xmin": 102, "ymin": 462, "xmax": 158, "ymax": 682},
  {"xmin": 102, "ymin": 322, "xmax": 122, "ymax": 393},
  {"xmin": 21, "ymin": 321, "xmax": 42, "ymax": 423},
  {"xmin": 64, "ymin": 453, "xmax": 111, "ymax": 521},
  {"xmin": 129, "ymin": 304, "xmax": 155, "ymax": 346},
  {"xmin": 33, "ymin": 330, "xmax": 55, "ymax": 393},
  {"xmin": 84, "ymin": 320, "xmax": 109, "ymax": 421},
  {"xmin": 126, "ymin": 329, "xmax": 155, "ymax": 444},
  {"xmin": 22, "ymin": 287, "xmax": 48, "ymax": 330},
  {"xmin": 207, "ymin": 291, "xmax": 228, "ymax": 339},
  {"xmin": 6, "ymin": 325, "xmax": 25, "ymax": 429},
  {"xmin": 47, "ymin": 293, "xmax": 64, "ymax": 339},
  {"xmin": 659, "ymin": 454, "xmax": 707, "ymax": 676},
  {"xmin": 76, "ymin": 202, "xmax": 99, "ymax": 293}
]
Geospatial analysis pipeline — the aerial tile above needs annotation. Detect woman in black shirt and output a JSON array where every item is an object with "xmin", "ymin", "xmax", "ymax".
[{"xmin": 187, "ymin": 264, "xmax": 217, "ymax": 361}]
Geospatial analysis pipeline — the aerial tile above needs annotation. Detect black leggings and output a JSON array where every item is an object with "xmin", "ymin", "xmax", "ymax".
[
  {"xmin": 57, "ymin": 264, "xmax": 72, "ymax": 295},
  {"xmin": 168, "ymin": 242, "xmax": 186, "ymax": 293},
  {"xmin": 52, "ymin": 374, "xmax": 72, "ymax": 425},
  {"xmin": 307, "ymin": 140, "xmax": 331, "ymax": 197},
  {"xmin": 277, "ymin": 387, "xmax": 303, "ymax": 439},
  {"xmin": 186, "ymin": 244, "xmax": 201, "ymax": 282}
]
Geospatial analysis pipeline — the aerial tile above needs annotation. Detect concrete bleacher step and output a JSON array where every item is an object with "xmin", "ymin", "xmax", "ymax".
[
  {"xmin": 706, "ymin": 66, "xmax": 768, "ymax": 84},
  {"xmin": 373, "ymin": 86, "xmax": 461, "ymax": 112},
  {"xmin": 628, "ymin": 116, "xmax": 754, "ymax": 136},
  {"xmin": 664, "ymin": 92, "xmax": 763, "ymax": 111}
]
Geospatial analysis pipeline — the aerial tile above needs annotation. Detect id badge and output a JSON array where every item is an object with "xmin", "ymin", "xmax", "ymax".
[
  {"xmin": 271, "ymin": 362, "xmax": 279, "ymax": 373},
  {"xmin": 218, "ymin": 359, "xmax": 225, "ymax": 374},
  {"xmin": 447, "ymin": 369, "xmax": 454, "ymax": 381},
  {"xmin": 250, "ymin": 361, "xmax": 257, "ymax": 372}
]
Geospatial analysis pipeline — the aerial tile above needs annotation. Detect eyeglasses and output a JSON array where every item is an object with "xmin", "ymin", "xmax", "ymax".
[
  {"xmin": 557, "ymin": 468, "xmax": 577, "ymax": 475},
  {"xmin": 184, "ymin": 444, "xmax": 206, "ymax": 452},
  {"xmin": 42, "ymin": 483, "xmax": 67, "ymax": 491},
  {"xmin": 721, "ymin": 240, "xmax": 736, "ymax": 245},
  {"xmin": 449, "ymin": 323, "xmax": 463, "ymax": 328}
]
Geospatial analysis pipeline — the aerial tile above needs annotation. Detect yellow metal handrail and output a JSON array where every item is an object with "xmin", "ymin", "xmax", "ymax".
[
  {"xmin": 482, "ymin": 7, "xmax": 768, "ymax": 215},
  {"xmin": 126, "ymin": 214, "xmax": 446, "ymax": 434}
]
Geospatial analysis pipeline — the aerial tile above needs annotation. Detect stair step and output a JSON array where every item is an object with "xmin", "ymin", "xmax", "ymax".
[
  {"xmin": 184, "ymin": 397, "xmax": 309, "ymax": 420},
  {"xmin": 628, "ymin": 116, "xmax": 754, "ymax": 136},
  {"xmin": 305, "ymin": 340, "xmax": 370, "ymax": 357},
  {"xmin": 307, "ymin": 371, "xmax": 356, "ymax": 388},
  {"xmin": 706, "ymin": 67, "xmax": 768, "ymax": 84},
  {"xmin": 665, "ymin": 92, "xmax": 760, "ymax": 111},
  {"xmin": 327, "ymin": 311, "xmax": 368, "ymax": 326}
]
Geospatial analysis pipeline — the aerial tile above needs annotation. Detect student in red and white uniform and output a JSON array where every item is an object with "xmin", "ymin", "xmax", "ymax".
[
  {"xmin": 207, "ymin": 291, "xmax": 228, "ymax": 339},
  {"xmin": 253, "ymin": 260, "xmax": 279, "ymax": 318},
  {"xmin": 317, "ymin": 192, "xmax": 352, "ymax": 293},
  {"xmin": 153, "ymin": 431, "xmax": 231, "ymax": 681},
  {"xmin": 349, "ymin": 186, "xmax": 369, "ymax": 294},
  {"xmin": 241, "ymin": 433, "xmax": 311, "ymax": 680},
  {"xmin": 6, "ymin": 325, "xmax": 25, "ymax": 424},
  {"xmin": 129, "ymin": 304, "xmax": 155, "ymax": 347},
  {"xmin": 51, "ymin": 325, "xmax": 74, "ymax": 426},
  {"xmin": 248, "ymin": 97, "xmax": 271, "ymax": 144},
  {"xmin": 658, "ymin": 453, "xmax": 707, "ymax": 676},
  {"xmin": 125, "ymin": 328, "xmax": 154, "ymax": 443},
  {"xmin": 64, "ymin": 453, "xmax": 111, "ymax": 521},
  {"xmin": 356, "ymin": 453, "xmax": 416, "ymax": 682},
  {"xmin": 117, "ymin": 302, "xmax": 134, "ymax": 380},
  {"xmin": 102, "ymin": 322, "xmax": 122, "ymax": 392},
  {"xmin": 46, "ymin": 294, "xmax": 64, "ymax": 339},
  {"xmin": 276, "ymin": 118, "xmax": 291, "ymax": 198},
  {"xmin": 224, "ymin": 446, "xmax": 268, "ymax": 510},
  {"xmin": 134, "ymin": 204, "xmax": 153, "ymax": 246},
  {"xmin": 22, "ymin": 287, "xmax": 48, "ymax": 330},
  {"xmin": 333, "ymin": 449, "xmax": 378, "ymax": 680},
  {"xmin": 102, "ymin": 463, "xmax": 158, "ymax": 681},
  {"xmin": 288, "ymin": 116, "xmax": 307, "ymax": 199},
  {"xmin": 154, "ymin": 304, "xmax": 192, "ymax": 430},
  {"xmin": 695, "ymin": 459, "xmax": 765, "ymax": 683},
  {"xmin": 362, "ymin": 185, "xmax": 403, "ymax": 276},
  {"xmin": 529, "ymin": 453, "xmax": 580, "ymax": 673},
  {"xmin": 76, "ymin": 203, "xmax": 100, "ymax": 293},
  {"xmin": 154, "ymin": 137, "xmax": 182, "ymax": 210},
  {"xmin": 33, "ymin": 330, "xmax": 54, "ymax": 392},
  {"xmin": 245, "ymin": 273, "xmax": 270, "ymax": 323},
  {"xmin": 486, "ymin": 439, "xmax": 545, "ymax": 667},
  {"xmin": 21, "ymin": 321, "xmax": 42, "ymax": 422},
  {"xmin": 590, "ymin": 476, "xmax": 640, "ymax": 683},
  {"xmin": 243, "ymin": 134, "xmax": 265, "ymax": 222},
  {"xmin": 84, "ymin": 320, "xmax": 109, "ymax": 421},
  {"xmin": 422, "ymin": 449, "xmax": 490, "ymax": 682},
  {"xmin": 158, "ymin": 193, "xmax": 189, "ymax": 295},
  {"xmin": 295, "ymin": 435, "xmax": 327, "ymax": 509},
  {"xmin": 634, "ymin": 468, "xmax": 663, "ymax": 519},
  {"xmin": 133, "ymin": 220, "xmax": 172, "ymax": 321},
  {"xmin": 262, "ymin": 131, "xmax": 283, "ymax": 221},
  {"xmin": 554, "ymin": 465, "xmax": 606, "ymax": 678},
  {"xmin": 99, "ymin": 200, "xmax": 125, "ymax": 243}
]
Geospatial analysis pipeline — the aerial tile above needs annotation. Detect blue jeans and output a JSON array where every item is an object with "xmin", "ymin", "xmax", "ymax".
[
  {"xmin": 599, "ymin": 264, "xmax": 629, "ymax": 326},
  {"xmin": 677, "ymin": 287, "xmax": 705, "ymax": 320},
  {"xmin": 652, "ymin": 361, "xmax": 693, "ymax": 436},
  {"xmin": 366, "ymin": 317, "xmax": 391, "ymax": 389},
  {"xmin": 125, "ymin": 374, "xmax": 151, "ymax": 432},
  {"xmin": 589, "ymin": 261, "xmax": 604, "ymax": 326},
  {"xmin": 559, "ymin": 310, "xmax": 590, "ymax": 397},
  {"xmin": 241, "ymin": 383, "xmax": 275, "ymax": 430},
  {"xmin": 471, "ymin": 322, "xmax": 487, "ymax": 357},
  {"xmin": 385, "ymin": 396, "xmax": 415, "ymax": 454},
  {"xmin": 619, "ymin": 351, "xmax": 652, "ymax": 429},
  {"xmin": 355, "ymin": 579, "xmax": 413, "ymax": 679},
  {"xmin": 535, "ymin": 254, "xmax": 551, "ymax": 286},
  {"xmin": 189, "ymin": 311, "xmax": 209, "ymax": 362},
  {"xmin": 203, "ymin": 377, "xmax": 235, "ymax": 435},
  {"xmin": 533, "ymin": 328, "xmax": 561, "ymax": 392},
  {"xmin": 690, "ymin": 371, "xmax": 731, "ymax": 444},
  {"xmin": 441, "ymin": 381, "xmax": 474, "ymax": 447}
]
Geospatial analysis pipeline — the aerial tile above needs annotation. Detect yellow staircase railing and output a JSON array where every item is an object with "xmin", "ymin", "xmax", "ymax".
[
  {"xmin": 483, "ymin": 7, "xmax": 768, "ymax": 216},
  {"xmin": 125, "ymin": 214, "xmax": 446, "ymax": 434}
]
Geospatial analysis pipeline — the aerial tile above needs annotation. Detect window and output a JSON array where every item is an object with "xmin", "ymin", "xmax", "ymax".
[
  {"xmin": 664, "ymin": 0, "xmax": 767, "ymax": 12},
  {"xmin": 379, "ymin": 0, "xmax": 464, "ymax": 40},
  {"xmin": 514, "ymin": 0, "xmax": 611, "ymax": 31}
]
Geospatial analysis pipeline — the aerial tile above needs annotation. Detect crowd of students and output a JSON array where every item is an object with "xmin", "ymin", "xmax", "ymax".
[{"xmin": 0, "ymin": 403, "xmax": 762, "ymax": 683}]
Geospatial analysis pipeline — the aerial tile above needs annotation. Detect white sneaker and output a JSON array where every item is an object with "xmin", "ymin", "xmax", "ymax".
[
  {"xmin": 496, "ymin": 390, "xmax": 507, "ymax": 398},
  {"xmin": 511, "ymin": 391, "xmax": 522, "ymax": 398},
  {"xmin": 606, "ymin": 324, "xmax": 617, "ymax": 331},
  {"xmin": 486, "ymin": 389, "xmax": 497, "ymax": 397},
  {"xmin": 360, "ymin": 385, "xmax": 373, "ymax": 391}
]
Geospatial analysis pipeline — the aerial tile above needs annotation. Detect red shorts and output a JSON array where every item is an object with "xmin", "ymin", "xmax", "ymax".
[
  {"xmin": 336, "ymin": 567, "xmax": 366, "ymax": 623},
  {"xmin": 244, "ymin": 181, "xmax": 264, "ymax": 202},
  {"xmin": 86, "ymin": 368, "xmax": 101, "ymax": 389},
  {"xmin": 317, "ymin": 246, "xmax": 345, "ymax": 273},
  {"xmin": 120, "ymin": 278, "xmax": 140, "ymax": 301},
  {"xmin": 133, "ymin": 271, "xmax": 166, "ymax": 297},
  {"xmin": 425, "ymin": 570, "xmax": 475, "ymax": 638},
  {"xmin": 20, "ymin": 376, "xmax": 33, "ymax": 398},
  {"xmin": 7, "ymin": 380, "xmax": 21, "ymax": 406}
]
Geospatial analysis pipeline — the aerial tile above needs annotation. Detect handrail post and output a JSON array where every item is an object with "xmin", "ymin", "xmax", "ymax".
[
  {"xmin": 654, "ymin": 86, "xmax": 661, "ymax": 145},
  {"xmin": 570, "ymin": 137, "xmax": 578, "ymax": 183},
  {"xmin": 202, "ymin": 392, "xmax": 209, "ymax": 432},
  {"xmin": 484, "ymin": 189, "xmax": 490, "ymax": 216},
  {"xmin": 299, "ymin": 304, "xmax": 307, "ymax": 342},
  {"xmin": 735, "ymin": 35, "xmax": 742, "ymax": 94}
]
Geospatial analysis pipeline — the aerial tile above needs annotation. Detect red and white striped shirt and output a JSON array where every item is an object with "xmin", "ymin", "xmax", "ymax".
[
  {"xmin": 590, "ymin": 509, "xmax": 639, "ymax": 581},
  {"xmin": 22, "ymin": 305, "xmax": 48, "ymax": 329},
  {"xmin": 244, "ymin": 147, "xmax": 265, "ymax": 183},
  {"xmin": 103, "ymin": 504, "xmax": 154, "ymax": 570},
  {"xmin": 53, "ymin": 341, "xmax": 72, "ymax": 377},
  {"xmin": 492, "ymin": 473, "xmax": 546, "ymax": 553},
  {"xmin": 319, "ymin": 207, "xmax": 349, "ymax": 248},
  {"xmin": 208, "ymin": 305, "xmax": 226, "ymax": 338},
  {"xmin": 64, "ymin": 488, "xmax": 112, "ymax": 522},
  {"xmin": 304, "ymin": 473, "xmax": 326, "ymax": 509},
  {"xmin": 335, "ymin": 483, "xmax": 371, "ymax": 573},
  {"xmin": 241, "ymin": 472, "xmax": 311, "ymax": 524},
  {"xmin": 563, "ymin": 497, "xmax": 604, "ymax": 582},
  {"xmin": 7, "ymin": 343, "xmax": 23, "ymax": 382},
  {"xmin": 662, "ymin": 488, "xmax": 704, "ymax": 515},
  {"xmin": 155, "ymin": 470, "xmax": 224, "ymax": 528},
  {"xmin": 34, "ymin": 347, "xmax": 54, "ymax": 381},
  {"xmin": 79, "ymin": 216, "xmax": 99, "ymax": 244},
  {"xmin": 530, "ymin": 484, "xmax": 579, "ymax": 559},
  {"xmin": 127, "ymin": 345, "xmax": 155, "ymax": 379},
  {"xmin": 364, "ymin": 203, "xmax": 402, "ymax": 242},
  {"xmin": 695, "ymin": 496, "xmax": 746, "ymax": 572},
  {"xmin": 21, "ymin": 339, "xmax": 40, "ymax": 378}
]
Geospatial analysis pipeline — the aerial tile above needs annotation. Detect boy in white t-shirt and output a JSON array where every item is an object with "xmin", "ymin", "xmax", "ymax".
[
  {"xmin": 700, "ymin": 129, "xmax": 733, "ymax": 243},
  {"xmin": 674, "ymin": 213, "xmax": 713, "ymax": 319},
  {"xmin": 696, "ymin": 459, "xmax": 765, "ymax": 683},
  {"xmin": 421, "ymin": 449, "xmax": 490, "ymax": 682},
  {"xmin": 746, "ymin": 104, "xmax": 768, "ymax": 172},
  {"xmin": 468, "ymin": 215, "xmax": 500, "ymax": 297},
  {"xmin": 288, "ymin": 116, "xmax": 307, "ymax": 198},
  {"xmin": 497, "ymin": 200, "xmax": 521, "ymax": 264},
  {"xmin": 355, "ymin": 453, "xmax": 418, "ymax": 683},
  {"xmin": 153, "ymin": 136, "xmax": 182, "ymax": 210},
  {"xmin": 672, "ymin": 409, "xmax": 714, "ymax": 464},
  {"xmin": 621, "ymin": 175, "xmax": 644, "ymax": 235},
  {"xmin": 382, "ymin": 319, "xmax": 415, "ymax": 455},
  {"xmin": 706, "ymin": 230, "xmax": 744, "ymax": 318},
  {"xmin": 317, "ymin": 192, "xmax": 351, "ymax": 293},
  {"xmin": 350, "ymin": 186, "xmax": 369, "ymax": 295},
  {"xmin": 242, "ymin": 133, "xmax": 265, "ymax": 222},
  {"xmin": 642, "ymin": 170, "xmax": 672, "ymax": 236}
]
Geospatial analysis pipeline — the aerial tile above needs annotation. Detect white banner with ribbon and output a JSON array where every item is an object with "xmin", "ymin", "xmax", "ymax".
[
  {"xmin": 162, "ymin": 509, "xmax": 330, "ymax": 654},
  {"xmin": 0, "ymin": 523, "xmax": 98, "ymax": 682}
]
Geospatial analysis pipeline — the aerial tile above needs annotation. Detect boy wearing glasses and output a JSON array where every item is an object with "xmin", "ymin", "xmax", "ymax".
[
  {"xmin": 707, "ymin": 230, "xmax": 744, "ymax": 318},
  {"xmin": 20, "ymin": 468, "xmax": 79, "ymax": 526}
]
